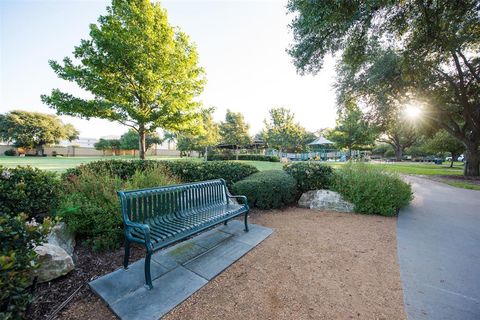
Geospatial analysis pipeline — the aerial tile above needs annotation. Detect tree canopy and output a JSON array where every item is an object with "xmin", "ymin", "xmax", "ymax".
[
  {"xmin": 41, "ymin": 0, "xmax": 205, "ymax": 159},
  {"xmin": 288, "ymin": 0, "xmax": 480, "ymax": 176},
  {"xmin": 0, "ymin": 110, "xmax": 79, "ymax": 155},
  {"xmin": 119, "ymin": 129, "xmax": 164, "ymax": 155},
  {"xmin": 326, "ymin": 101, "xmax": 376, "ymax": 158},
  {"xmin": 219, "ymin": 110, "xmax": 251, "ymax": 148},
  {"xmin": 262, "ymin": 107, "xmax": 313, "ymax": 153}
]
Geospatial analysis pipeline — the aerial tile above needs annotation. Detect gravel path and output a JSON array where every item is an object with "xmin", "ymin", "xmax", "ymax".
[{"xmin": 60, "ymin": 208, "xmax": 405, "ymax": 319}]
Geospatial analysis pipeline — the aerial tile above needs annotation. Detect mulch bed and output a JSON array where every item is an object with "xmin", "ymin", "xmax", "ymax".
[{"xmin": 26, "ymin": 242, "xmax": 144, "ymax": 320}]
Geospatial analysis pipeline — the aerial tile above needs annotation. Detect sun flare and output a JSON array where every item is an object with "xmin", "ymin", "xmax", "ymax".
[{"xmin": 405, "ymin": 104, "xmax": 422, "ymax": 118}]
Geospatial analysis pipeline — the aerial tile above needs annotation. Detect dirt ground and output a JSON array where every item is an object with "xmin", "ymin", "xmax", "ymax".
[{"xmin": 58, "ymin": 208, "xmax": 405, "ymax": 320}]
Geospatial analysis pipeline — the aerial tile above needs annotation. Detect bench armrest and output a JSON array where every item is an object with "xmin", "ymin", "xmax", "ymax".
[
  {"xmin": 228, "ymin": 194, "xmax": 248, "ymax": 205},
  {"xmin": 124, "ymin": 221, "xmax": 151, "ymax": 245}
]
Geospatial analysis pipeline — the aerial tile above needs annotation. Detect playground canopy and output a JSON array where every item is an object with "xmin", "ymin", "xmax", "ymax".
[{"xmin": 308, "ymin": 136, "xmax": 334, "ymax": 146}]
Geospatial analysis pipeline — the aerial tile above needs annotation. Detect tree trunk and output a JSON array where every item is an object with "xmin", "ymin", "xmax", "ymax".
[
  {"xmin": 204, "ymin": 146, "xmax": 208, "ymax": 162},
  {"xmin": 139, "ymin": 126, "xmax": 146, "ymax": 160},
  {"xmin": 464, "ymin": 146, "xmax": 480, "ymax": 176},
  {"xmin": 395, "ymin": 148, "xmax": 403, "ymax": 161}
]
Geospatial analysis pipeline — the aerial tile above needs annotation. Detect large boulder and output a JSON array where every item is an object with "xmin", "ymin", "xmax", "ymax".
[
  {"xmin": 34, "ymin": 244, "xmax": 74, "ymax": 283},
  {"xmin": 48, "ymin": 222, "xmax": 75, "ymax": 256},
  {"xmin": 299, "ymin": 190, "xmax": 355, "ymax": 213}
]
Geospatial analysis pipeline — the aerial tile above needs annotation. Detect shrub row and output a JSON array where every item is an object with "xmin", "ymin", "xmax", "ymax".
[
  {"xmin": 283, "ymin": 162, "xmax": 334, "ymax": 194},
  {"xmin": 232, "ymin": 170, "xmax": 297, "ymax": 209},
  {"xmin": 207, "ymin": 154, "xmax": 280, "ymax": 162},
  {"xmin": 332, "ymin": 163, "xmax": 413, "ymax": 216},
  {"xmin": 0, "ymin": 213, "xmax": 52, "ymax": 319},
  {"xmin": 0, "ymin": 166, "xmax": 61, "ymax": 219}
]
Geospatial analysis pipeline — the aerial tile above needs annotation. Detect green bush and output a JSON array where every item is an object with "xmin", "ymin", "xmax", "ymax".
[
  {"xmin": 332, "ymin": 163, "xmax": 413, "ymax": 216},
  {"xmin": 3, "ymin": 149, "xmax": 17, "ymax": 156},
  {"xmin": 207, "ymin": 154, "xmax": 280, "ymax": 162},
  {"xmin": 58, "ymin": 167, "xmax": 179, "ymax": 251},
  {"xmin": 62, "ymin": 159, "xmax": 161, "ymax": 180},
  {"xmin": 232, "ymin": 170, "xmax": 297, "ymax": 209},
  {"xmin": 0, "ymin": 213, "xmax": 52, "ymax": 319},
  {"xmin": 0, "ymin": 166, "xmax": 61, "ymax": 219},
  {"xmin": 283, "ymin": 161, "xmax": 334, "ymax": 194},
  {"xmin": 162, "ymin": 160, "xmax": 258, "ymax": 188}
]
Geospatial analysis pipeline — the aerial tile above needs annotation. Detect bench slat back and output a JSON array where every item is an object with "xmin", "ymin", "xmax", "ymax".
[{"xmin": 118, "ymin": 179, "xmax": 228, "ymax": 223}]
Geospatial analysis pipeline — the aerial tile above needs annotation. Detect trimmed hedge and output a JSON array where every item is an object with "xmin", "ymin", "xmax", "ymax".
[
  {"xmin": 63, "ymin": 159, "xmax": 258, "ymax": 188},
  {"xmin": 0, "ymin": 166, "xmax": 61, "ymax": 219},
  {"xmin": 1, "ymin": 213, "xmax": 52, "ymax": 319},
  {"xmin": 332, "ymin": 163, "xmax": 413, "ymax": 216},
  {"xmin": 232, "ymin": 170, "xmax": 297, "ymax": 209},
  {"xmin": 207, "ymin": 154, "xmax": 280, "ymax": 162},
  {"xmin": 4, "ymin": 149, "xmax": 17, "ymax": 156},
  {"xmin": 162, "ymin": 160, "xmax": 258, "ymax": 188},
  {"xmin": 283, "ymin": 161, "xmax": 334, "ymax": 194}
]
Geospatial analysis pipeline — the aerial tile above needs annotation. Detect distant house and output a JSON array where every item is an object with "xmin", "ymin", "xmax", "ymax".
[{"xmin": 59, "ymin": 137, "xmax": 99, "ymax": 148}]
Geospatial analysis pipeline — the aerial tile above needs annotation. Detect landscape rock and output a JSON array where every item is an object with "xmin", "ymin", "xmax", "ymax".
[
  {"xmin": 299, "ymin": 190, "xmax": 355, "ymax": 213},
  {"xmin": 48, "ymin": 222, "xmax": 75, "ymax": 256},
  {"xmin": 34, "ymin": 244, "xmax": 74, "ymax": 283}
]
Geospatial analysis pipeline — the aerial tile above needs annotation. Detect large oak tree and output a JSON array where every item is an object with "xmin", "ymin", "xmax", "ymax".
[
  {"xmin": 288, "ymin": 0, "xmax": 480, "ymax": 176},
  {"xmin": 42, "ymin": 0, "xmax": 205, "ymax": 159}
]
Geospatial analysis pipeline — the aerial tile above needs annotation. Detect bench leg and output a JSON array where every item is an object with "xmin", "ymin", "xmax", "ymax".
[
  {"xmin": 224, "ymin": 220, "xmax": 228, "ymax": 225},
  {"xmin": 145, "ymin": 251, "xmax": 153, "ymax": 290},
  {"xmin": 244, "ymin": 210, "xmax": 249, "ymax": 232},
  {"xmin": 123, "ymin": 240, "xmax": 130, "ymax": 269}
]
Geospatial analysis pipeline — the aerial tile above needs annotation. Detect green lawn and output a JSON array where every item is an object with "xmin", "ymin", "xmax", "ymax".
[{"xmin": 373, "ymin": 161, "xmax": 464, "ymax": 176}]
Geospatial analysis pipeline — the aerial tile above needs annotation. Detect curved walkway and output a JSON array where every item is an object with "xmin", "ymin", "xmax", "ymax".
[{"xmin": 398, "ymin": 176, "xmax": 480, "ymax": 320}]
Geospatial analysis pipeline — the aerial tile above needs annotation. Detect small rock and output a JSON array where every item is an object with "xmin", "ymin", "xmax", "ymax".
[
  {"xmin": 48, "ymin": 222, "xmax": 75, "ymax": 256},
  {"xmin": 34, "ymin": 244, "xmax": 74, "ymax": 283},
  {"xmin": 298, "ymin": 190, "xmax": 355, "ymax": 213}
]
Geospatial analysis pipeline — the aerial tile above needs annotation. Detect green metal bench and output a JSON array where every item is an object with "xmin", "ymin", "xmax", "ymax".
[{"xmin": 118, "ymin": 179, "xmax": 249, "ymax": 289}]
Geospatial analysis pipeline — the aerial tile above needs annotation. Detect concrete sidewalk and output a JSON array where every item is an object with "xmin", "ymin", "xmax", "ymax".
[{"xmin": 398, "ymin": 176, "xmax": 480, "ymax": 320}]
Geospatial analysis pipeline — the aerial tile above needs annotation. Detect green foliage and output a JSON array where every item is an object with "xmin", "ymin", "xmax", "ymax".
[
  {"xmin": 232, "ymin": 170, "xmax": 297, "ymax": 209},
  {"xmin": 119, "ymin": 129, "xmax": 164, "ymax": 153},
  {"xmin": 283, "ymin": 162, "xmax": 334, "ymax": 194},
  {"xmin": 41, "ymin": 0, "xmax": 205, "ymax": 159},
  {"xmin": 326, "ymin": 101, "xmax": 376, "ymax": 157},
  {"xmin": 262, "ymin": 107, "xmax": 314, "ymax": 153},
  {"xmin": 162, "ymin": 161, "xmax": 258, "ymax": 188},
  {"xmin": 425, "ymin": 130, "xmax": 465, "ymax": 159},
  {"xmin": 0, "ymin": 213, "xmax": 52, "ymax": 319},
  {"xmin": 63, "ymin": 159, "xmax": 161, "ymax": 180},
  {"xmin": 0, "ymin": 110, "xmax": 78, "ymax": 154},
  {"xmin": 0, "ymin": 166, "xmax": 61, "ymax": 219},
  {"xmin": 59, "ymin": 167, "xmax": 179, "ymax": 251},
  {"xmin": 288, "ymin": 0, "xmax": 480, "ymax": 175},
  {"xmin": 3, "ymin": 149, "xmax": 17, "ymax": 156},
  {"xmin": 94, "ymin": 138, "xmax": 121, "ymax": 154},
  {"xmin": 207, "ymin": 154, "xmax": 280, "ymax": 162},
  {"xmin": 332, "ymin": 163, "xmax": 413, "ymax": 216},
  {"xmin": 176, "ymin": 108, "xmax": 220, "ymax": 156},
  {"xmin": 219, "ymin": 110, "xmax": 251, "ymax": 148}
]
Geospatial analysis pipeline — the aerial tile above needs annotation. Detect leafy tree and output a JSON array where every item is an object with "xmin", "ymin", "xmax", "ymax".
[
  {"xmin": 41, "ymin": 0, "xmax": 205, "ymax": 159},
  {"xmin": 94, "ymin": 138, "xmax": 120, "ymax": 155},
  {"xmin": 326, "ymin": 101, "xmax": 376, "ymax": 158},
  {"xmin": 177, "ymin": 108, "xmax": 220, "ymax": 159},
  {"xmin": 119, "ymin": 129, "xmax": 164, "ymax": 156},
  {"xmin": 261, "ymin": 107, "xmax": 308, "ymax": 153},
  {"xmin": 288, "ymin": 1, "xmax": 480, "ymax": 175},
  {"xmin": 219, "ymin": 110, "xmax": 251, "ymax": 158},
  {"xmin": 378, "ymin": 115, "xmax": 419, "ymax": 161},
  {"xmin": 426, "ymin": 130, "xmax": 465, "ymax": 167},
  {"xmin": 0, "ymin": 110, "xmax": 78, "ymax": 155}
]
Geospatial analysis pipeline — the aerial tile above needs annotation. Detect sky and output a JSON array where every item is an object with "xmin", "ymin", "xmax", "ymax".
[{"xmin": 0, "ymin": 0, "xmax": 338, "ymax": 138}]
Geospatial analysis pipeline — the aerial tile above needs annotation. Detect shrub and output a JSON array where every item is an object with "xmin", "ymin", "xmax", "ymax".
[
  {"xmin": 62, "ymin": 159, "xmax": 161, "ymax": 180},
  {"xmin": 58, "ymin": 167, "xmax": 180, "ymax": 251},
  {"xmin": 232, "ymin": 170, "xmax": 297, "ymax": 209},
  {"xmin": 3, "ymin": 149, "xmax": 17, "ymax": 156},
  {"xmin": 0, "ymin": 213, "xmax": 52, "ymax": 319},
  {"xmin": 162, "ymin": 160, "xmax": 258, "ymax": 188},
  {"xmin": 283, "ymin": 161, "xmax": 334, "ymax": 194},
  {"xmin": 207, "ymin": 154, "xmax": 280, "ymax": 162},
  {"xmin": 0, "ymin": 166, "xmax": 61, "ymax": 219},
  {"xmin": 332, "ymin": 163, "xmax": 413, "ymax": 216}
]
